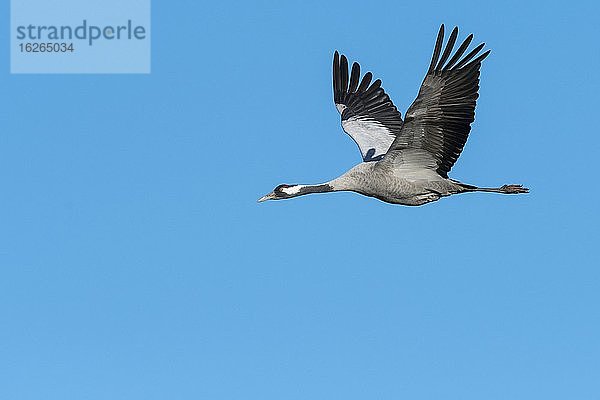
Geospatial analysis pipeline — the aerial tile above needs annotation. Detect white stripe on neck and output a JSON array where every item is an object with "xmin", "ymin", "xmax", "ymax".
[{"xmin": 282, "ymin": 185, "xmax": 303, "ymax": 195}]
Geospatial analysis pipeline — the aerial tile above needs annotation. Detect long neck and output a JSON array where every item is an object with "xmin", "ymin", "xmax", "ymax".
[{"xmin": 284, "ymin": 183, "xmax": 335, "ymax": 198}]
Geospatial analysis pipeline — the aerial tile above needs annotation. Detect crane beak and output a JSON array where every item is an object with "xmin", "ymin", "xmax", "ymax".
[{"xmin": 257, "ymin": 192, "xmax": 276, "ymax": 203}]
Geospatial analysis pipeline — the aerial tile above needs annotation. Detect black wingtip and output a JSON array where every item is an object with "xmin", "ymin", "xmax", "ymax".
[
  {"xmin": 340, "ymin": 54, "xmax": 348, "ymax": 65},
  {"xmin": 428, "ymin": 24, "xmax": 445, "ymax": 74},
  {"xmin": 349, "ymin": 62, "xmax": 360, "ymax": 93},
  {"xmin": 451, "ymin": 42, "xmax": 486, "ymax": 70},
  {"xmin": 357, "ymin": 71, "xmax": 373, "ymax": 92},
  {"xmin": 340, "ymin": 54, "xmax": 349, "ymax": 95},
  {"xmin": 443, "ymin": 33, "xmax": 474, "ymax": 71},
  {"xmin": 435, "ymin": 26, "xmax": 459, "ymax": 71},
  {"xmin": 333, "ymin": 51, "xmax": 341, "ymax": 103},
  {"xmin": 450, "ymin": 26, "xmax": 458, "ymax": 39},
  {"xmin": 465, "ymin": 49, "xmax": 491, "ymax": 68}
]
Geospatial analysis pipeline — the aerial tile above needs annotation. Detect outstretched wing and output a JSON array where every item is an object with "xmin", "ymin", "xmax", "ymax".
[
  {"xmin": 383, "ymin": 25, "xmax": 490, "ymax": 177},
  {"xmin": 333, "ymin": 51, "xmax": 403, "ymax": 162}
]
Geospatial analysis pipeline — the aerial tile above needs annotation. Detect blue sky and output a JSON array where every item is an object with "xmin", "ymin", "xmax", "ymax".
[{"xmin": 1, "ymin": 0, "xmax": 599, "ymax": 399}]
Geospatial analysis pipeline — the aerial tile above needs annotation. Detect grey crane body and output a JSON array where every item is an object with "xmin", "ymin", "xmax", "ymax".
[
  {"xmin": 332, "ymin": 161, "xmax": 464, "ymax": 206},
  {"xmin": 271, "ymin": 161, "xmax": 525, "ymax": 206},
  {"xmin": 259, "ymin": 25, "xmax": 528, "ymax": 206}
]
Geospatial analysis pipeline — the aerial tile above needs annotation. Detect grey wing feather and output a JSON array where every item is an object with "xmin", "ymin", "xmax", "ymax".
[
  {"xmin": 333, "ymin": 52, "xmax": 403, "ymax": 162},
  {"xmin": 383, "ymin": 25, "xmax": 490, "ymax": 177}
]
